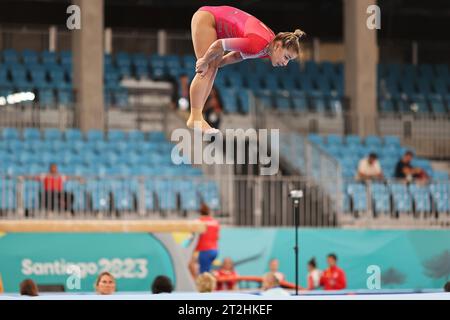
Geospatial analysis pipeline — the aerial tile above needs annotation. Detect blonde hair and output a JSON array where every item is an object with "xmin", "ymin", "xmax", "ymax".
[
  {"xmin": 273, "ymin": 29, "xmax": 306, "ymax": 54},
  {"xmin": 95, "ymin": 271, "xmax": 115, "ymax": 289},
  {"xmin": 196, "ymin": 272, "xmax": 216, "ymax": 293}
]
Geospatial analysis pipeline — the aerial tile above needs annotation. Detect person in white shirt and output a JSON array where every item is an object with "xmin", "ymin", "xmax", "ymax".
[
  {"xmin": 356, "ymin": 153, "xmax": 384, "ymax": 181},
  {"xmin": 260, "ymin": 272, "xmax": 290, "ymax": 297},
  {"xmin": 268, "ymin": 258, "xmax": 285, "ymax": 282},
  {"xmin": 307, "ymin": 258, "xmax": 322, "ymax": 290}
]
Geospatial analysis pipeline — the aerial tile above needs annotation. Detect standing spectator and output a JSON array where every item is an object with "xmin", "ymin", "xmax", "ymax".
[
  {"xmin": 95, "ymin": 271, "xmax": 116, "ymax": 295},
  {"xmin": 307, "ymin": 258, "xmax": 322, "ymax": 290},
  {"xmin": 19, "ymin": 279, "xmax": 39, "ymax": 296},
  {"xmin": 320, "ymin": 253, "xmax": 347, "ymax": 290},
  {"xmin": 196, "ymin": 272, "xmax": 216, "ymax": 293},
  {"xmin": 356, "ymin": 153, "xmax": 384, "ymax": 181},
  {"xmin": 260, "ymin": 272, "xmax": 290, "ymax": 297},
  {"xmin": 151, "ymin": 275, "xmax": 173, "ymax": 294},
  {"xmin": 26, "ymin": 163, "xmax": 82, "ymax": 213},
  {"xmin": 195, "ymin": 203, "xmax": 220, "ymax": 273},
  {"xmin": 268, "ymin": 258, "xmax": 285, "ymax": 282},
  {"xmin": 395, "ymin": 151, "xmax": 429, "ymax": 184},
  {"xmin": 213, "ymin": 257, "xmax": 239, "ymax": 291}
]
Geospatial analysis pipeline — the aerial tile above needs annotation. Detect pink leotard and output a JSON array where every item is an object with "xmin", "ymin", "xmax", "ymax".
[{"xmin": 198, "ymin": 5, "xmax": 275, "ymax": 60}]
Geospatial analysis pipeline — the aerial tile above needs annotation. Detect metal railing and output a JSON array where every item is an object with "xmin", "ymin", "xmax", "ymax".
[{"xmin": 270, "ymin": 108, "xmax": 450, "ymax": 160}]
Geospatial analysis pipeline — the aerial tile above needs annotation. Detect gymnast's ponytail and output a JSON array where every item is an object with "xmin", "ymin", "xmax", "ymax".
[{"xmin": 273, "ymin": 28, "xmax": 306, "ymax": 54}]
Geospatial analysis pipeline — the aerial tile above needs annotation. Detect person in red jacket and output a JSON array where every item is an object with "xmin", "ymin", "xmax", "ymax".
[
  {"xmin": 213, "ymin": 257, "xmax": 238, "ymax": 291},
  {"xmin": 195, "ymin": 203, "xmax": 220, "ymax": 273},
  {"xmin": 319, "ymin": 253, "xmax": 347, "ymax": 290}
]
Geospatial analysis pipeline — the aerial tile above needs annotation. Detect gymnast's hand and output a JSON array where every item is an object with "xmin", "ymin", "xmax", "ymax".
[{"xmin": 195, "ymin": 57, "xmax": 209, "ymax": 77}]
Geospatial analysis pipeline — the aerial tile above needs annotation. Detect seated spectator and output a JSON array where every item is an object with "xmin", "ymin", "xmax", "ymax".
[
  {"xmin": 268, "ymin": 258, "xmax": 285, "ymax": 282},
  {"xmin": 320, "ymin": 253, "xmax": 347, "ymax": 290},
  {"xmin": 356, "ymin": 153, "xmax": 384, "ymax": 181},
  {"xmin": 20, "ymin": 279, "xmax": 39, "ymax": 296},
  {"xmin": 307, "ymin": 258, "xmax": 322, "ymax": 290},
  {"xmin": 95, "ymin": 271, "xmax": 116, "ymax": 295},
  {"xmin": 213, "ymin": 257, "xmax": 239, "ymax": 291},
  {"xmin": 444, "ymin": 281, "xmax": 450, "ymax": 293},
  {"xmin": 260, "ymin": 272, "xmax": 290, "ymax": 297},
  {"xmin": 394, "ymin": 151, "xmax": 429, "ymax": 184},
  {"xmin": 151, "ymin": 275, "xmax": 173, "ymax": 294},
  {"xmin": 196, "ymin": 272, "xmax": 216, "ymax": 293}
]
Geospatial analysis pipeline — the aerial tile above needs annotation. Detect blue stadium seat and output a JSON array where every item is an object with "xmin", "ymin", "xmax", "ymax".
[
  {"xmin": 197, "ymin": 181, "xmax": 220, "ymax": 210},
  {"xmin": 41, "ymin": 50, "xmax": 57, "ymax": 65},
  {"xmin": 255, "ymin": 89, "xmax": 273, "ymax": 109},
  {"xmin": 365, "ymin": 136, "xmax": 382, "ymax": 148},
  {"xmin": 371, "ymin": 183, "xmax": 391, "ymax": 214},
  {"xmin": 87, "ymin": 181, "xmax": 111, "ymax": 211},
  {"xmin": 237, "ymin": 89, "xmax": 251, "ymax": 113},
  {"xmin": 2, "ymin": 128, "xmax": 20, "ymax": 140},
  {"xmin": 22, "ymin": 180, "xmax": 41, "ymax": 210},
  {"xmin": 263, "ymin": 75, "xmax": 280, "ymax": 91},
  {"xmin": 60, "ymin": 51, "xmax": 72, "ymax": 67},
  {"xmin": 245, "ymin": 74, "xmax": 263, "ymax": 91},
  {"xmin": 113, "ymin": 88, "xmax": 128, "ymax": 107},
  {"xmin": 86, "ymin": 130, "xmax": 104, "ymax": 141},
  {"xmin": 379, "ymin": 98, "xmax": 395, "ymax": 113},
  {"xmin": 428, "ymin": 94, "xmax": 447, "ymax": 114},
  {"xmin": 42, "ymin": 129, "xmax": 62, "ymax": 141},
  {"xmin": 291, "ymin": 90, "xmax": 308, "ymax": 112},
  {"xmin": 21, "ymin": 49, "xmax": 38, "ymax": 65},
  {"xmin": 432, "ymin": 171, "xmax": 449, "ymax": 181},
  {"xmin": 383, "ymin": 136, "xmax": 401, "ymax": 147},
  {"xmin": 180, "ymin": 188, "xmax": 200, "ymax": 211},
  {"xmin": 0, "ymin": 180, "xmax": 17, "ymax": 210},
  {"xmin": 429, "ymin": 182, "xmax": 450, "ymax": 213},
  {"xmin": 389, "ymin": 183, "xmax": 412, "ymax": 212},
  {"xmin": 154, "ymin": 181, "xmax": 178, "ymax": 210},
  {"xmin": 64, "ymin": 129, "xmax": 83, "ymax": 141},
  {"xmin": 107, "ymin": 130, "xmax": 125, "ymax": 141},
  {"xmin": 274, "ymin": 90, "xmax": 291, "ymax": 111},
  {"xmin": 220, "ymin": 88, "xmax": 238, "ymax": 113},
  {"xmin": 3, "ymin": 49, "xmax": 19, "ymax": 64},
  {"xmin": 38, "ymin": 89, "xmax": 55, "ymax": 107},
  {"xmin": 409, "ymin": 184, "xmax": 432, "ymax": 213},
  {"xmin": 280, "ymin": 75, "xmax": 298, "ymax": 91},
  {"xmin": 345, "ymin": 135, "xmax": 361, "ymax": 146},
  {"xmin": 127, "ymin": 130, "xmax": 145, "ymax": 142},
  {"xmin": 327, "ymin": 134, "xmax": 343, "ymax": 146},
  {"xmin": 23, "ymin": 128, "xmax": 41, "ymax": 140}
]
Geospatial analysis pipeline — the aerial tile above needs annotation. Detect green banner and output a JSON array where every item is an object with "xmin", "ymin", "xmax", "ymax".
[
  {"xmin": 1, "ymin": 228, "xmax": 450, "ymax": 292},
  {"xmin": 217, "ymin": 228, "xmax": 450, "ymax": 290},
  {"xmin": 0, "ymin": 233, "xmax": 175, "ymax": 293}
]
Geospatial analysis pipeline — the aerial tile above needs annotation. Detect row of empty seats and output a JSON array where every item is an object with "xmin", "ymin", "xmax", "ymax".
[
  {"xmin": 0, "ymin": 178, "xmax": 219, "ymax": 212},
  {"xmin": 344, "ymin": 181, "xmax": 450, "ymax": 214},
  {"xmin": 2, "ymin": 49, "xmax": 449, "ymax": 114}
]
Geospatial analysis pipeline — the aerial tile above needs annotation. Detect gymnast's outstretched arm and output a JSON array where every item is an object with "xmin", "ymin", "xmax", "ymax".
[{"xmin": 218, "ymin": 51, "xmax": 243, "ymax": 68}]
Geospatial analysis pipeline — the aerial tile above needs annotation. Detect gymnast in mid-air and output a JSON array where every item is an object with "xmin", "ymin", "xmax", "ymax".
[{"xmin": 188, "ymin": 5, "xmax": 305, "ymax": 133}]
